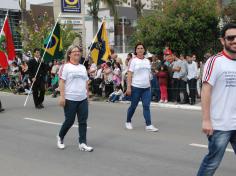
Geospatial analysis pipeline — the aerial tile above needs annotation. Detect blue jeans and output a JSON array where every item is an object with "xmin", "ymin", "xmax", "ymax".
[
  {"xmin": 59, "ymin": 99, "xmax": 88, "ymax": 144},
  {"xmin": 197, "ymin": 130, "xmax": 236, "ymax": 176},
  {"xmin": 127, "ymin": 86, "xmax": 152, "ymax": 126},
  {"xmin": 151, "ymin": 74, "xmax": 160, "ymax": 101},
  {"xmin": 109, "ymin": 94, "xmax": 120, "ymax": 102}
]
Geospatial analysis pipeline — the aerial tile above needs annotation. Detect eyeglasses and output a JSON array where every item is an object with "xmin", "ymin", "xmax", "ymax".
[{"xmin": 224, "ymin": 35, "xmax": 236, "ymax": 42}]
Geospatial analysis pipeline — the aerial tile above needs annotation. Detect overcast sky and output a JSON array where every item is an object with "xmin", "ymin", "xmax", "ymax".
[{"xmin": 28, "ymin": 0, "xmax": 52, "ymax": 4}]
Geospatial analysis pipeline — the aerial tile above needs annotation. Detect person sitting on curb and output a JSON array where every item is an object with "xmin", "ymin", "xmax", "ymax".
[{"xmin": 108, "ymin": 85, "xmax": 123, "ymax": 103}]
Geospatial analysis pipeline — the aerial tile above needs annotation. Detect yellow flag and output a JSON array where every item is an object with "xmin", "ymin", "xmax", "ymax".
[{"xmin": 90, "ymin": 21, "xmax": 111, "ymax": 65}]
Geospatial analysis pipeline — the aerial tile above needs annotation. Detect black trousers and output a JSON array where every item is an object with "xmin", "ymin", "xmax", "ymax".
[
  {"xmin": 94, "ymin": 78, "xmax": 103, "ymax": 96},
  {"xmin": 187, "ymin": 78, "xmax": 197, "ymax": 104},
  {"xmin": 0, "ymin": 100, "xmax": 2, "ymax": 109},
  {"xmin": 32, "ymin": 80, "xmax": 45, "ymax": 107},
  {"xmin": 59, "ymin": 99, "xmax": 88, "ymax": 144},
  {"xmin": 173, "ymin": 78, "xmax": 181, "ymax": 102},
  {"xmin": 179, "ymin": 80, "xmax": 189, "ymax": 103},
  {"xmin": 105, "ymin": 81, "xmax": 114, "ymax": 98}
]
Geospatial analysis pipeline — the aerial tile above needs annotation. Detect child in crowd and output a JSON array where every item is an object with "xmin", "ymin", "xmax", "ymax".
[
  {"xmin": 50, "ymin": 73, "xmax": 59, "ymax": 98},
  {"xmin": 113, "ymin": 62, "xmax": 122, "ymax": 86},
  {"xmin": 156, "ymin": 64, "xmax": 168, "ymax": 103},
  {"xmin": 108, "ymin": 85, "xmax": 123, "ymax": 103}
]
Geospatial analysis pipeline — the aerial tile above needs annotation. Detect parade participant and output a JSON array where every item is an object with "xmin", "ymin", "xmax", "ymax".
[
  {"xmin": 125, "ymin": 42, "xmax": 158, "ymax": 132},
  {"xmin": 197, "ymin": 23, "xmax": 236, "ymax": 176},
  {"xmin": 27, "ymin": 48, "xmax": 47, "ymax": 109},
  {"xmin": 57, "ymin": 45, "xmax": 93, "ymax": 152}
]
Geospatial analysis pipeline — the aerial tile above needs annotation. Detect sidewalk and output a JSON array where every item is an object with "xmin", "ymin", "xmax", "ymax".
[
  {"xmin": 0, "ymin": 91, "xmax": 201, "ymax": 111},
  {"xmin": 119, "ymin": 101, "xmax": 201, "ymax": 111}
]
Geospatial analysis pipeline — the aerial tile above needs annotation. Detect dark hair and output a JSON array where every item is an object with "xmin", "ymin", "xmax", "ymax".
[
  {"xmin": 33, "ymin": 48, "xmax": 40, "ymax": 53},
  {"xmin": 127, "ymin": 53, "xmax": 132, "ymax": 58},
  {"xmin": 173, "ymin": 52, "xmax": 179, "ymax": 58},
  {"xmin": 221, "ymin": 23, "xmax": 236, "ymax": 38},
  {"xmin": 106, "ymin": 62, "xmax": 112, "ymax": 67},
  {"xmin": 147, "ymin": 57, "xmax": 152, "ymax": 62},
  {"xmin": 158, "ymin": 64, "xmax": 168, "ymax": 72},
  {"xmin": 115, "ymin": 85, "xmax": 123, "ymax": 91},
  {"xmin": 110, "ymin": 48, "xmax": 115, "ymax": 54},
  {"xmin": 134, "ymin": 42, "xmax": 147, "ymax": 55}
]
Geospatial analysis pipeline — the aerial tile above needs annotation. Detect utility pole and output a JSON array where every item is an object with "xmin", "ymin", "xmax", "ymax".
[
  {"xmin": 121, "ymin": 16, "xmax": 125, "ymax": 53},
  {"xmin": 19, "ymin": 0, "xmax": 26, "ymax": 50}
]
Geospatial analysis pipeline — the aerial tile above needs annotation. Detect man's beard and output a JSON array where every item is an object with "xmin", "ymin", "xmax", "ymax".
[{"xmin": 225, "ymin": 43, "xmax": 236, "ymax": 54}]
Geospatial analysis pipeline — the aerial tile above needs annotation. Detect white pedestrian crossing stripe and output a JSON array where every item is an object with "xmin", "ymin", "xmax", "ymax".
[
  {"xmin": 24, "ymin": 117, "xmax": 91, "ymax": 128},
  {"xmin": 190, "ymin": 143, "xmax": 234, "ymax": 153}
]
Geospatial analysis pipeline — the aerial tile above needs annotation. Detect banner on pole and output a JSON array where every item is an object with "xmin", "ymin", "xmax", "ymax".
[
  {"xmin": 90, "ymin": 21, "xmax": 111, "ymax": 65},
  {"xmin": 43, "ymin": 22, "xmax": 63, "ymax": 62},
  {"xmin": 0, "ymin": 17, "xmax": 15, "ymax": 69}
]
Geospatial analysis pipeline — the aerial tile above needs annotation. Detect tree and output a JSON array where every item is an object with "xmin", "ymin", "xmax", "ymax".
[
  {"xmin": 18, "ymin": 11, "xmax": 78, "ymax": 54},
  {"xmin": 131, "ymin": 0, "xmax": 221, "ymax": 58},
  {"xmin": 222, "ymin": 0, "xmax": 236, "ymax": 23},
  {"xmin": 87, "ymin": 0, "xmax": 117, "ymax": 36}
]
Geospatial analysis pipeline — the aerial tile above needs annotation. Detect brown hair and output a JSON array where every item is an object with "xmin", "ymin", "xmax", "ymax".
[{"xmin": 134, "ymin": 42, "xmax": 147, "ymax": 55}]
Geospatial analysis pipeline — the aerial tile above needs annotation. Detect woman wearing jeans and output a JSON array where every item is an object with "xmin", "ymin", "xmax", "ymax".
[
  {"xmin": 125, "ymin": 42, "xmax": 158, "ymax": 132},
  {"xmin": 57, "ymin": 45, "xmax": 93, "ymax": 152}
]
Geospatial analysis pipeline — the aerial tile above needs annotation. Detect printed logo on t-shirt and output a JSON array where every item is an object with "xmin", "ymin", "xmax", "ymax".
[
  {"xmin": 224, "ymin": 71, "xmax": 236, "ymax": 87},
  {"xmin": 70, "ymin": 72, "xmax": 87, "ymax": 80}
]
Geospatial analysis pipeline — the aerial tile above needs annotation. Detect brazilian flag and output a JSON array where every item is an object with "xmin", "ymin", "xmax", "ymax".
[
  {"xmin": 43, "ymin": 22, "xmax": 63, "ymax": 62},
  {"xmin": 90, "ymin": 21, "xmax": 111, "ymax": 65}
]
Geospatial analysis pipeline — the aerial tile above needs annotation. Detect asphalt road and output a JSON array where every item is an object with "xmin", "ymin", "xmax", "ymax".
[{"xmin": 0, "ymin": 92, "xmax": 235, "ymax": 176}]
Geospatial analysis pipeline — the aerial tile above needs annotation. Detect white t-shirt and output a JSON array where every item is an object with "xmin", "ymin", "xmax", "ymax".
[
  {"xmin": 59, "ymin": 63, "xmax": 88, "ymax": 101},
  {"xmin": 187, "ymin": 61, "xmax": 198, "ymax": 80},
  {"xmin": 202, "ymin": 51, "xmax": 236, "ymax": 131},
  {"xmin": 51, "ymin": 64, "xmax": 60, "ymax": 74},
  {"xmin": 128, "ymin": 56, "xmax": 151, "ymax": 88}
]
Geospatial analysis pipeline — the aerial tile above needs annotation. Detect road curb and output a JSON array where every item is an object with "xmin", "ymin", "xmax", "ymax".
[{"xmin": 119, "ymin": 101, "xmax": 201, "ymax": 111}]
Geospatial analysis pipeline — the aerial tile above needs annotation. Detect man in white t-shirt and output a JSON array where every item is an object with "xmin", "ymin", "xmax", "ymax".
[
  {"xmin": 186, "ymin": 55, "xmax": 198, "ymax": 105},
  {"xmin": 197, "ymin": 23, "xmax": 236, "ymax": 176}
]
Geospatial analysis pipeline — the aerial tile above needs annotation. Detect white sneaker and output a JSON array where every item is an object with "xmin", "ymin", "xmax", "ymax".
[
  {"xmin": 164, "ymin": 100, "xmax": 168, "ymax": 103},
  {"xmin": 159, "ymin": 100, "xmax": 164, "ymax": 103},
  {"xmin": 125, "ymin": 122, "xmax": 133, "ymax": 130},
  {"xmin": 79, "ymin": 143, "xmax": 94, "ymax": 152},
  {"xmin": 146, "ymin": 125, "xmax": 159, "ymax": 132},
  {"xmin": 57, "ymin": 135, "xmax": 65, "ymax": 149}
]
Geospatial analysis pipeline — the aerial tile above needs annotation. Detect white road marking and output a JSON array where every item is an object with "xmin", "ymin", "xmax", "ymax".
[
  {"xmin": 24, "ymin": 117, "xmax": 91, "ymax": 129},
  {"xmin": 190, "ymin": 143, "xmax": 234, "ymax": 153}
]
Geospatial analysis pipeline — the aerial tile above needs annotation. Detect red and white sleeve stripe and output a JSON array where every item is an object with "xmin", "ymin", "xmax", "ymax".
[{"xmin": 203, "ymin": 53, "xmax": 222, "ymax": 82}]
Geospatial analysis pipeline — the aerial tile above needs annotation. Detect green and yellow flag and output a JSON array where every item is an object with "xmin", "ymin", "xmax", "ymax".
[
  {"xmin": 43, "ymin": 22, "xmax": 63, "ymax": 62},
  {"xmin": 90, "ymin": 21, "xmax": 111, "ymax": 65}
]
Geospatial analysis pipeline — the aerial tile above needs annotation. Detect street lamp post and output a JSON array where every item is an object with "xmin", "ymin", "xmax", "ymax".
[{"xmin": 121, "ymin": 16, "xmax": 125, "ymax": 53}]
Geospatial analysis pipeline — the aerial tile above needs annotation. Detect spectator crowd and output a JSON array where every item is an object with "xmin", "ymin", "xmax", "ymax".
[{"xmin": 0, "ymin": 47, "xmax": 211, "ymax": 105}]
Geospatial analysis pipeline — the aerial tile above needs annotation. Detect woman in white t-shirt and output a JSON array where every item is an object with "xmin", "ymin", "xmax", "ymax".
[
  {"xmin": 125, "ymin": 42, "xmax": 158, "ymax": 132},
  {"xmin": 57, "ymin": 45, "xmax": 93, "ymax": 152}
]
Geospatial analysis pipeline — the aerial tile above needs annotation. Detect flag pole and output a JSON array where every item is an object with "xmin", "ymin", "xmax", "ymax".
[
  {"xmin": 24, "ymin": 12, "xmax": 62, "ymax": 107},
  {"xmin": 0, "ymin": 11, "xmax": 9, "ymax": 37},
  {"xmin": 83, "ymin": 18, "xmax": 105, "ymax": 65}
]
